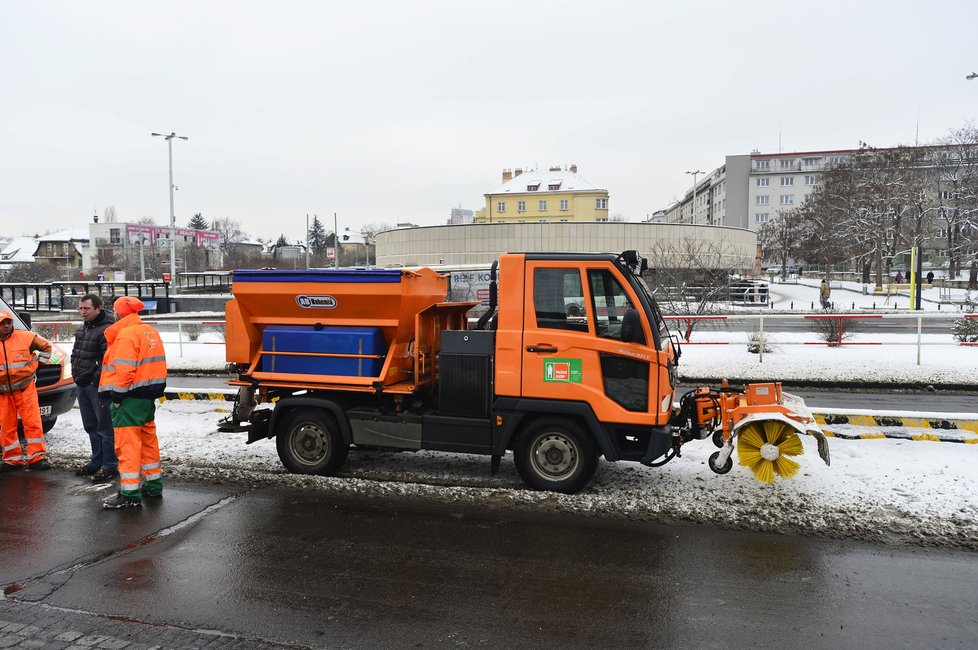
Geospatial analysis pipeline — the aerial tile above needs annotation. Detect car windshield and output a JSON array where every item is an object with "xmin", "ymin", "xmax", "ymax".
[{"xmin": 0, "ymin": 298, "xmax": 28, "ymax": 331}]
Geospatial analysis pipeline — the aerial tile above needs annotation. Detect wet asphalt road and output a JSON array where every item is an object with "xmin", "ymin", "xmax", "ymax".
[{"xmin": 2, "ymin": 471, "xmax": 977, "ymax": 648}]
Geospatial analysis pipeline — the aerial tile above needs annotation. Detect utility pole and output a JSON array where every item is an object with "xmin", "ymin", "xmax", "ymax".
[
  {"xmin": 334, "ymin": 212, "xmax": 339, "ymax": 269},
  {"xmin": 685, "ymin": 170, "xmax": 703, "ymax": 224},
  {"xmin": 305, "ymin": 214, "xmax": 311, "ymax": 269},
  {"xmin": 151, "ymin": 131, "xmax": 188, "ymax": 298}
]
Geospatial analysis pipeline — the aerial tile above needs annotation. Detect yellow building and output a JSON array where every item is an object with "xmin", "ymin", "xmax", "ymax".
[{"xmin": 475, "ymin": 165, "xmax": 609, "ymax": 223}]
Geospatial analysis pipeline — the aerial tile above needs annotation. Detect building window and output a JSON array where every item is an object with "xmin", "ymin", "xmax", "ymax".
[
  {"xmin": 756, "ymin": 178, "xmax": 769, "ymax": 187},
  {"xmin": 518, "ymin": 200, "xmax": 526, "ymax": 212},
  {"xmin": 109, "ymin": 229, "xmax": 121, "ymax": 244},
  {"xmin": 560, "ymin": 199, "xmax": 568, "ymax": 211},
  {"xmin": 756, "ymin": 196, "xmax": 769, "ymax": 206},
  {"xmin": 596, "ymin": 198, "xmax": 608, "ymax": 210},
  {"xmin": 62, "ymin": 243, "xmax": 70, "ymax": 255},
  {"xmin": 803, "ymin": 157, "xmax": 820, "ymax": 168},
  {"xmin": 755, "ymin": 213, "xmax": 769, "ymax": 223},
  {"xmin": 781, "ymin": 176, "xmax": 794, "ymax": 186},
  {"xmin": 548, "ymin": 182, "xmax": 561, "ymax": 190},
  {"xmin": 780, "ymin": 195, "xmax": 794, "ymax": 205},
  {"xmin": 804, "ymin": 193, "xmax": 812, "ymax": 203},
  {"xmin": 805, "ymin": 175, "xmax": 817, "ymax": 185},
  {"xmin": 538, "ymin": 200, "xmax": 547, "ymax": 211},
  {"xmin": 940, "ymin": 190, "xmax": 955, "ymax": 200},
  {"xmin": 497, "ymin": 202, "xmax": 506, "ymax": 213},
  {"xmin": 779, "ymin": 159, "xmax": 794, "ymax": 169},
  {"xmin": 754, "ymin": 160, "xmax": 770, "ymax": 170},
  {"xmin": 527, "ymin": 183, "xmax": 540, "ymax": 191},
  {"xmin": 46, "ymin": 243, "xmax": 53, "ymax": 254}
]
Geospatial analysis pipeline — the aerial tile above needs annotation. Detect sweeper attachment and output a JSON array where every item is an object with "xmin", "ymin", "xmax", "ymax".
[{"xmin": 671, "ymin": 382, "xmax": 830, "ymax": 483}]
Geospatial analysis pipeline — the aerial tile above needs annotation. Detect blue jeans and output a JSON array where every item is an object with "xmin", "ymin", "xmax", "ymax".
[{"xmin": 77, "ymin": 382, "xmax": 117, "ymax": 470}]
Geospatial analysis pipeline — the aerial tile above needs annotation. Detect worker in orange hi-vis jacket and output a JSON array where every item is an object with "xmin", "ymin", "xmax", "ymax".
[
  {"xmin": 98, "ymin": 297, "xmax": 167, "ymax": 509},
  {"xmin": 0, "ymin": 309, "xmax": 54, "ymax": 472}
]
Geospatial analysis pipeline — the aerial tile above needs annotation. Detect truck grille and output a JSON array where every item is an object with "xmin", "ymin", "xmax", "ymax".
[{"xmin": 35, "ymin": 365, "xmax": 63, "ymax": 388}]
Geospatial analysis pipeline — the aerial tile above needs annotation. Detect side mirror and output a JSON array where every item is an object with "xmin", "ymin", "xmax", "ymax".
[
  {"xmin": 17, "ymin": 311, "xmax": 32, "ymax": 329},
  {"xmin": 620, "ymin": 309, "xmax": 645, "ymax": 344}
]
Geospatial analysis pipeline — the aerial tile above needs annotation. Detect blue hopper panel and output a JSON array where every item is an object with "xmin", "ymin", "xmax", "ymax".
[{"xmin": 262, "ymin": 325, "xmax": 385, "ymax": 377}]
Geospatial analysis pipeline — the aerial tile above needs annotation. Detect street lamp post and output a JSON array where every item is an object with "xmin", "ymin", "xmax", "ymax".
[
  {"xmin": 151, "ymin": 131, "xmax": 188, "ymax": 296},
  {"xmin": 685, "ymin": 170, "xmax": 703, "ymax": 224}
]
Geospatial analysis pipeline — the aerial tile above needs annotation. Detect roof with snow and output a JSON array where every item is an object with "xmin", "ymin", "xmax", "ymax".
[
  {"xmin": 37, "ymin": 229, "xmax": 90, "ymax": 242},
  {"xmin": 487, "ymin": 167, "xmax": 606, "ymax": 196},
  {"xmin": 0, "ymin": 237, "xmax": 40, "ymax": 264},
  {"xmin": 338, "ymin": 229, "xmax": 366, "ymax": 244}
]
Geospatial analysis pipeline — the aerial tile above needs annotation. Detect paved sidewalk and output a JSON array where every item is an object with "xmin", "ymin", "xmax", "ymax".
[{"xmin": 0, "ymin": 599, "xmax": 293, "ymax": 649}]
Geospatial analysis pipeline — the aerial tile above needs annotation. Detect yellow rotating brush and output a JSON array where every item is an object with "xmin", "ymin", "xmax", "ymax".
[{"xmin": 737, "ymin": 420, "xmax": 804, "ymax": 483}]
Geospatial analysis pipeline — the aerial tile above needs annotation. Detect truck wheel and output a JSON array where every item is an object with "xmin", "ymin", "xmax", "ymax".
[
  {"xmin": 276, "ymin": 408, "xmax": 349, "ymax": 476},
  {"xmin": 515, "ymin": 417, "xmax": 597, "ymax": 494}
]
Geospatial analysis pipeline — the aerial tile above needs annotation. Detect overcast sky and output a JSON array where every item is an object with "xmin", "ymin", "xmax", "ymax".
[{"xmin": 2, "ymin": 1, "xmax": 976, "ymax": 243}]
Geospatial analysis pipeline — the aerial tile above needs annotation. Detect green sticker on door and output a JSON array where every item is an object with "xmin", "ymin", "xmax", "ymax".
[{"xmin": 544, "ymin": 358, "xmax": 582, "ymax": 383}]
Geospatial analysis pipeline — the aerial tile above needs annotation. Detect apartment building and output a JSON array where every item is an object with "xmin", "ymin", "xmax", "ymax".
[{"xmin": 475, "ymin": 165, "xmax": 610, "ymax": 223}]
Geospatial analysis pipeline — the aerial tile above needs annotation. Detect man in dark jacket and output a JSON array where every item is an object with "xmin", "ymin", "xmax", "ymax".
[{"xmin": 71, "ymin": 294, "xmax": 118, "ymax": 482}]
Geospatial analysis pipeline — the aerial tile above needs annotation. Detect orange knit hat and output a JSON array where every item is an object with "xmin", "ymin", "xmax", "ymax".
[{"xmin": 113, "ymin": 296, "xmax": 145, "ymax": 317}]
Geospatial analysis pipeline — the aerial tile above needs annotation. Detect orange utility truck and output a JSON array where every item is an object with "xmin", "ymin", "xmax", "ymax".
[{"xmin": 220, "ymin": 251, "xmax": 829, "ymax": 493}]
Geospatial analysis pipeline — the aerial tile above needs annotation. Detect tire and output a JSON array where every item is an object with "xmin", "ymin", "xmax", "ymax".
[
  {"xmin": 514, "ymin": 417, "xmax": 597, "ymax": 494},
  {"xmin": 708, "ymin": 451, "xmax": 733, "ymax": 474},
  {"xmin": 276, "ymin": 408, "xmax": 349, "ymax": 476},
  {"xmin": 42, "ymin": 418, "xmax": 57, "ymax": 434}
]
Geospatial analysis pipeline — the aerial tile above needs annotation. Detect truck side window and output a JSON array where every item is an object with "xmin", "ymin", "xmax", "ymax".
[
  {"xmin": 587, "ymin": 269, "xmax": 637, "ymax": 341},
  {"xmin": 533, "ymin": 268, "xmax": 587, "ymax": 332}
]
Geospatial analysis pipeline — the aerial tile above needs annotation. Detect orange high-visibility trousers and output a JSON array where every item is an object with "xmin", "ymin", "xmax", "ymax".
[
  {"xmin": 0, "ymin": 385, "xmax": 47, "ymax": 466},
  {"xmin": 114, "ymin": 421, "xmax": 161, "ymax": 496}
]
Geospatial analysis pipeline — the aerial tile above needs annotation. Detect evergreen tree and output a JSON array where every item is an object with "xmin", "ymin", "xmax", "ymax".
[
  {"xmin": 307, "ymin": 216, "xmax": 328, "ymax": 263},
  {"xmin": 275, "ymin": 234, "xmax": 289, "ymax": 247},
  {"xmin": 188, "ymin": 212, "xmax": 209, "ymax": 230}
]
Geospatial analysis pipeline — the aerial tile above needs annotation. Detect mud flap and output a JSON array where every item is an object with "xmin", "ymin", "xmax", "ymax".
[{"xmin": 807, "ymin": 427, "xmax": 831, "ymax": 466}]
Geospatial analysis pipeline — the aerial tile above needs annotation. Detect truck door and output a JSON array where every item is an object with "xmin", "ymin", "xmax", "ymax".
[{"xmin": 520, "ymin": 262, "xmax": 655, "ymax": 423}]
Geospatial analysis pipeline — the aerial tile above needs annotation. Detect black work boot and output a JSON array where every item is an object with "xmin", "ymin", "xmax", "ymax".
[{"xmin": 103, "ymin": 492, "xmax": 141, "ymax": 509}]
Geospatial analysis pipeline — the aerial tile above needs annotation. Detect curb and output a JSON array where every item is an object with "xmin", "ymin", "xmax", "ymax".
[
  {"xmin": 812, "ymin": 412, "xmax": 978, "ymax": 444},
  {"xmin": 160, "ymin": 390, "xmax": 978, "ymax": 445},
  {"xmin": 161, "ymin": 389, "xmax": 236, "ymax": 403}
]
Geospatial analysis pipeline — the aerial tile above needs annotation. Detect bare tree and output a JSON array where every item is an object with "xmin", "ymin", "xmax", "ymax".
[
  {"xmin": 212, "ymin": 217, "xmax": 244, "ymax": 259},
  {"xmin": 933, "ymin": 124, "xmax": 978, "ymax": 279},
  {"xmin": 103, "ymin": 206, "xmax": 118, "ymax": 223},
  {"xmin": 642, "ymin": 237, "xmax": 752, "ymax": 340},
  {"xmin": 759, "ymin": 208, "xmax": 807, "ymax": 279},
  {"xmin": 5, "ymin": 262, "xmax": 61, "ymax": 283}
]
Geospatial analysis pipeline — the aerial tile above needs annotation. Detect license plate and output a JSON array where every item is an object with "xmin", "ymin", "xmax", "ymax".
[{"xmin": 39, "ymin": 405, "xmax": 52, "ymax": 416}]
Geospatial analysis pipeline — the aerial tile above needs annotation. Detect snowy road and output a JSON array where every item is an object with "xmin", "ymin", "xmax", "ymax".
[{"xmin": 44, "ymin": 398, "xmax": 978, "ymax": 551}]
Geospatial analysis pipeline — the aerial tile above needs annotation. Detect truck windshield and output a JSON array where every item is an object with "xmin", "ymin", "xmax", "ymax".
[
  {"xmin": 630, "ymin": 272, "xmax": 672, "ymax": 352},
  {"xmin": 0, "ymin": 298, "xmax": 28, "ymax": 331}
]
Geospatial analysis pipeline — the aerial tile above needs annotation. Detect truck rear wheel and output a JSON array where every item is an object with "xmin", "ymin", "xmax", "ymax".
[
  {"xmin": 276, "ymin": 408, "xmax": 349, "ymax": 476},
  {"xmin": 515, "ymin": 417, "xmax": 597, "ymax": 494}
]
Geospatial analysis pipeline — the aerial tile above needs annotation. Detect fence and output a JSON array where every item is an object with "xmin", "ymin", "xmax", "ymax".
[
  {"xmin": 34, "ymin": 312, "xmax": 978, "ymax": 367},
  {"xmin": 664, "ymin": 312, "xmax": 978, "ymax": 364}
]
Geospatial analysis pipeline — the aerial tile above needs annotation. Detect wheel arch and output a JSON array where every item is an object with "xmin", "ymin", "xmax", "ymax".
[
  {"xmin": 271, "ymin": 396, "xmax": 353, "ymax": 445},
  {"xmin": 492, "ymin": 397, "xmax": 619, "ymax": 461}
]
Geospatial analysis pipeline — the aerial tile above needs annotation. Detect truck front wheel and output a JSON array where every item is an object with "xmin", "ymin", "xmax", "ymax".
[
  {"xmin": 276, "ymin": 408, "xmax": 349, "ymax": 476},
  {"xmin": 515, "ymin": 417, "xmax": 597, "ymax": 494}
]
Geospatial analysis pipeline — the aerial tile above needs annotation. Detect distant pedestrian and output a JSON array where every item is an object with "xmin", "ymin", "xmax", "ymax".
[
  {"xmin": 0, "ymin": 310, "xmax": 53, "ymax": 472},
  {"xmin": 99, "ymin": 296, "xmax": 167, "ymax": 509},
  {"xmin": 71, "ymin": 294, "xmax": 118, "ymax": 483},
  {"xmin": 926, "ymin": 271, "xmax": 935, "ymax": 284},
  {"xmin": 895, "ymin": 271, "xmax": 903, "ymax": 283},
  {"xmin": 819, "ymin": 279, "xmax": 832, "ymax": 309}
]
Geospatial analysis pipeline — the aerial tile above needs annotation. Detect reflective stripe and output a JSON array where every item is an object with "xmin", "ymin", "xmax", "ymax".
[
  {"xmin": 115, "ymin": 358, "xmax": 138, "ymax": 367},
  {"xmin": 3, "ymin": 442, "xmax": 22, "ymax": 452},
  {"xmin": 120, "ymin": 471, "xmax": 141, "ymax": 480},
  {"xmin": 141, "ymin": 462, "xmax": 161, "ymax": 470},
  {"xmin": 24, "ymin": 437, "xmax": 45, "ymax": 444},
  {"xmin": 100, "ymin": 383, "xmax": 130, "ymax": 394},
  {"xmin": 0, "ymin": 360, "xmax": 33, "ymax": 370},
  {"xmin": 143, "ymin": 471, "xmax": 162, "ymax": 481},
  {"xmin": 102, "ymin": 363, "xmax": 115, "ymax": 372},
  {"xmin": 139, "ymin": 355, "xmax": 167, "ymax": 365},
  {"xmin": 131, "ymin": 378, "xmax": 166, "ymax": 389},
  {"xmin": 24, "ymin": 451, "xmax": 45, "ymax": 461},
  {"xmin": 0, "ymin": 378, "xmax": 33, "ymax": 392},
  {"xmin": 4, "ymin": 456, "xmax": 26, "ymax": 464}
]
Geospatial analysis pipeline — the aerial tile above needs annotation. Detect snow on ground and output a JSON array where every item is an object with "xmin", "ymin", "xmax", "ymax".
[
  {"xmin": 44, "ymin": 395, "xmax": 978, "ymax": 551},
  {"xmin": 39, "ymin": 280, "xmax": 977, "ymax": 549}
]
